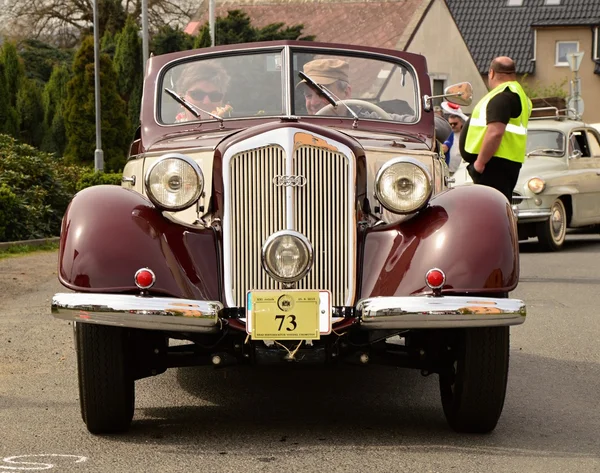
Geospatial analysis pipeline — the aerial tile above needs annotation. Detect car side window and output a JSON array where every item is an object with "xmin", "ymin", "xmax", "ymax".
[
  {"xmin": 585, "ymin": 130, "xmax": 600, "ymax": 157},
  {"xmin": 569, "ymin": 130, "xmax": 591, "ymax": 157}
]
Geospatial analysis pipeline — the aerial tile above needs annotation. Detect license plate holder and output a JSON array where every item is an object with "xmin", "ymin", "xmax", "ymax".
[{"xmin": 246, "ymin": 290, "xmax": 331, "ymax": 340}]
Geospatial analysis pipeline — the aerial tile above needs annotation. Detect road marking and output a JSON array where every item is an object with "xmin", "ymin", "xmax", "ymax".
[{"xmin": 0, "ymin": 455, "xmax": 87, "ymax": 470}]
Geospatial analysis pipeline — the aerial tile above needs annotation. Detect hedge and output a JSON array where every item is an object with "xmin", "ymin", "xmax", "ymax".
[{"xmin": 0, "ymin": 134, "xmax": 122, "ymax": 242}]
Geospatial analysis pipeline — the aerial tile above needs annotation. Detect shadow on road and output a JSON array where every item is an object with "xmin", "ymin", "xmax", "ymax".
[
  {"xmin": 112, "ymin": 350, "xmax": 600, "ymax": 461},
  {"xmin": 519, "ymin": 234, "xmax": 600, "ymax": 253}
]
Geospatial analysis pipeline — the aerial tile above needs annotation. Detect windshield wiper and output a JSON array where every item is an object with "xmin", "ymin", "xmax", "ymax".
[
  {"xmin": 298, "ymin": 71, "xmax": 359, "ymax": 123},
  {"xmin": 526, "ymin": 148, "xmax": 563, "ymax": 157},
  {"xmin": 164, "ymin": 88, "xmax": 223, "ymax": 123}
]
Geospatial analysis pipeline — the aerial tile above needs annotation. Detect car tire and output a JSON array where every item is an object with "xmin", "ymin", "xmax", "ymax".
[
  {"xmin": 439, "ymin": 326, "xmax": 510, "ymax": 433},
  {"xmin": 536, "ymin": 198, "xmax": 567, "ymax": 251},
  {"xmin": 75, "ymin": 322, "xmax": 135, "ymax": 434}
]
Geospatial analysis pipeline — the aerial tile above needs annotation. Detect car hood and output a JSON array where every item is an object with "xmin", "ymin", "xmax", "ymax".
[{"xmin": 517, "ymin": 156, "xmax": 567, "ymax": 182}]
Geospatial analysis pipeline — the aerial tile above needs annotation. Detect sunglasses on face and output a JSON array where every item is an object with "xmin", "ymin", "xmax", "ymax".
[
  {"xmin": 187, "ymin": 89, "xmax": 224, "ymax": 102},
  {"xmin": 449, "ymin": 122, "xmax": 460, "ymax": 127}
]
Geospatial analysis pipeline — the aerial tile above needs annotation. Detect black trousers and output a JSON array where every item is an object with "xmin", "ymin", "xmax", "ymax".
[{"xmin": 467, "ymin": 157, "xmax": 522, "ymax": 202}]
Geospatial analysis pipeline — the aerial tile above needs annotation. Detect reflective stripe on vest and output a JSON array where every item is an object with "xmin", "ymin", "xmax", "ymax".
[{"xmin": 465, "ymin": 81, "xmax": 532, "ymax": 163}]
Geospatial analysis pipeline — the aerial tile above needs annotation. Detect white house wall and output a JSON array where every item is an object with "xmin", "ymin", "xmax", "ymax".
[{"xmin": 405, "ymin": 0, "xmax": 487, "ymax": 113}]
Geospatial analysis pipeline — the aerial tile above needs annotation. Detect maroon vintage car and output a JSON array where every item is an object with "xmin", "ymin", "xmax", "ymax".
[{"xmin": 51, "ymin": 41, "xmax": 526, "ymax": 434}]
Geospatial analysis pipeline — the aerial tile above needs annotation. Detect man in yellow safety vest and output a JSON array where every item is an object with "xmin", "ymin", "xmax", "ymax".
[{"xmin": 459, "ymin": 56, "xmax": 532, "ymax": 202}]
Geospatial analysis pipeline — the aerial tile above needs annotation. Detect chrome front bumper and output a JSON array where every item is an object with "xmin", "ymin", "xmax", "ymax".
[
  {"xmin": 51, "ymin": 293, "xmax": 223, "ymax": 333},
  {"xmin": 52, "ymin": 293, "xmax": 525, "ymax": 333},
  {"xmin": 357, "ymin": 296, "xmax": 526, "ymax": 329}
]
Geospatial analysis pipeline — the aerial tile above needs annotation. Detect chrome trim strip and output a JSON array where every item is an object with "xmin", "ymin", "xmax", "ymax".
[
  {"xmin": 515, "ymin": 209, "xmax": 552, "ymax": 221},
  {"xmin": 357, "ymin": 296, "xmax": 526, "ymax": 329},
  {"xmin": 52, "ymin": 293, "xmax": 223, "ymax": 333}
]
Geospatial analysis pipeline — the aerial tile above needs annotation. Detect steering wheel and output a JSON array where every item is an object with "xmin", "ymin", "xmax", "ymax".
[{"xmin": 315, "ymin": 99, "xmax": 392, "ymax": 120}]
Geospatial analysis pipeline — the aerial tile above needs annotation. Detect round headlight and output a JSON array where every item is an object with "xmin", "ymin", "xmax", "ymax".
[
  {"xmin": 262, "ymin": 231, "xmax": 313, "ymax": 283},
  {"xmin": 145, "ymin": 154, "xmax": 203, "ymax": 210},
  {"xmin": 527, "ymin": 177, "xmax": 545, "ymax": 194},
  {"xmin": 375, "ymin": 158, "xmax": 432, "ymax": 214}
]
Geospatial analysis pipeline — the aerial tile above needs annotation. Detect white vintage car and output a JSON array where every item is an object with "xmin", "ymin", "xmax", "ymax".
[{"xmin": 454, "ymin": 112, "xmax": 600, "ymax": 250}]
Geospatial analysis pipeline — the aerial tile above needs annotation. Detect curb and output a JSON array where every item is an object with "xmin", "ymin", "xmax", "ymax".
[{"xmin": 0, "ymin": 237, "xmax": 60, "ymax": 250}]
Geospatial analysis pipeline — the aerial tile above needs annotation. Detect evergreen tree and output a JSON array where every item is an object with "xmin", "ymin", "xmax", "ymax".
[
  {"xmin": 192, "ymin": 10, "xmax": 315, "ymax": 49},
  {"xmin": 16, "ymin": 79, "xmax": 45, "ymax": 148},
  {"xmin": 64, "ymin": 36, "xmax": 130, "ymax": 172},
  {"xmin": 101, "ymin": 30, "xmax": 118, "ymax": 58},
  {"xmin": 1, "ymin": 42, "xmax": 24, "ymax": 101},
  {"xmin": 150, "ymin": 25, "xmax": 194, "ymax": 56},
  {"xmin": 113, "ymin": 16, "xmax": 143, "ymax": 135},
  {"xmin": 0, "ymin": 61, "xmax": 7, "ymax": 134},
  {"xmin": 41, "ymin": 65, "xmax": 71, "ymax": 155},
  {"xmin": 0, "ymin": 42, "xmax": 25, "ymax": 137},
  {"xmin": 193, "ymin": 25, "xmax": 212, "ymax": 49},
  {"xmin": 17, "ymin": 39, "xmax": 73, "ymax": 84}
]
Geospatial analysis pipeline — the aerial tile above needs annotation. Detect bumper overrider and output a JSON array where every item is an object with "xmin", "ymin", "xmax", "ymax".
[{"xmin": 52, "ymin": 293, "xmax": 526, "ymax": 332}]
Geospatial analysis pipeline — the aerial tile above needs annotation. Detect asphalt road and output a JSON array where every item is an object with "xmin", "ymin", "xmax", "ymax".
[{"xmin": 1, "ymin": 236, "xmax": 599, "ymax": 472}]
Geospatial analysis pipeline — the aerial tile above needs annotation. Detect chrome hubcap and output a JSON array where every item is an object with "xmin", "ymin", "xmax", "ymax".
[{"xmin": 550, "ymin": 202, "xmax": 565, "ymax": 241}]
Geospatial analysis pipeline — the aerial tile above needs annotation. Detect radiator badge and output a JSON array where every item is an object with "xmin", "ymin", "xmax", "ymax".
[{"xmin": 273, "ymin": 175, "xmax": 307, "ymax": 187}]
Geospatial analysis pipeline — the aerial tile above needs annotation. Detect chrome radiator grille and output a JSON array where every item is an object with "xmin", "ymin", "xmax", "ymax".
[{"xmin": 227, "ymin": 142, "xmax": 354, "ymax": 307}]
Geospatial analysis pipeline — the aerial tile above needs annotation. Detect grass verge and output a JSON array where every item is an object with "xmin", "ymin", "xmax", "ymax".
[{"xmin": 0, "ymin": 242, "xmax": 60, "ymax": 259}]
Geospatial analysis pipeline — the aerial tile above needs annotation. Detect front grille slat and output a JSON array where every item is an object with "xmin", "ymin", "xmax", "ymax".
[{"xmin": 228, "ymin": 141, "xmax": 353, "ymax": 307}]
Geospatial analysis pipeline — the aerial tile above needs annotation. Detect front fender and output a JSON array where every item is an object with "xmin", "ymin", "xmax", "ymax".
[
  {"xmin": 360, "ymin": 185, "xmax": 519, "ymax": 297},
  {"xmin": 58, "ymin": 185, "xmax": 220, "ymax": 300}
]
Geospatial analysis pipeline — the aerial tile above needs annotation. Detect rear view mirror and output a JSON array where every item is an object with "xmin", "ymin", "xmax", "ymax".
[{"xmin": 444, "ymin": 82, "xmax": 473, "ymax": 106}]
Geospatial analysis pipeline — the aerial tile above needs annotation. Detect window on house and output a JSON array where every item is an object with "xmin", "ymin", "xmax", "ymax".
[
  {"xmin": 556, "ymin": 41, "xmax": 579, "ymax": 66},
  {"xmin": 432, "ymin": 79, "xmax": 445, "ymax": 107},
  {"xmin": 507, "ymin": 0, "xmax": 523, "ymax": 5},
  {"xmin": 544, "ymin": 0, "xmax": 561, "ymax": 5},
  {"xmin": 594, "ymin": 27, "xmax": 599, "ymax": 61}
]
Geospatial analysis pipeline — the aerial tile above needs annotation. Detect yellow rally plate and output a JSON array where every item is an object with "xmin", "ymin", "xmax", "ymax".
[{"xmin": 248, "ymin": 291, "xmax": 321, "ymax": 340}]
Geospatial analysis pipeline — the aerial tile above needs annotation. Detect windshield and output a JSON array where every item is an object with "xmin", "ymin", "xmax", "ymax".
[
  {"xmin": 526, "ymin": 130, "xmax": 565, "ymax": 156},
  {"xmin": 158, "ymin": 49, "xmax": 418, "ymax": 125}
]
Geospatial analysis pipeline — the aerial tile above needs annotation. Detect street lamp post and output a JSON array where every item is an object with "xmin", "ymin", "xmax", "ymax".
[
  {"xmin": 209, "ymin": 0, "xmax": 215, "ymax": 46},
  {"xmin": 141, "ymin": 0, "xmax": 149, "ymax": 69},
  {"xmin": 93, "ymin": 0, "xmax": 104, "ymax": 171}
]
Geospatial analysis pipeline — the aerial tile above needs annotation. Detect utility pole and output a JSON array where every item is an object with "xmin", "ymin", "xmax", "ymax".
[
  {"xmin": 141, "ymin": 0, "xmax": 149, "ymax": 69},
  {"xmin": 93, "ymin": 0, "xmax": 103, "ymax": 171},
  {"xmin": 209, "ymin": 0, "xmax": 215, "ymax": 46}
]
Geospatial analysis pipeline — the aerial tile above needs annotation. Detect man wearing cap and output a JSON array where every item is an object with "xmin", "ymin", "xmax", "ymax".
[
  {"xmin": 441, "ymin": 102, "xmax": 468, "ymax": 174},
  {"xmin": 459, "ymin": 56, "xmax": 532, "ymax": 202},
  {"xmin": 299, "ymin": 59, "xmax": 352, "ymax": 115},
  {"xmin": 298, "ymin": 58, "xmax": 413, "ymax": 121}
]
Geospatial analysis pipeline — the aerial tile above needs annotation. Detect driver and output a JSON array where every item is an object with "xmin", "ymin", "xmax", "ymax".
[
  {"xmin": 297, "ymin": 59, "xmax": 413, "ymax": 122},
  {"xmin": 298, "ymin": 59, "xmax": 352, "ymax": 115}
]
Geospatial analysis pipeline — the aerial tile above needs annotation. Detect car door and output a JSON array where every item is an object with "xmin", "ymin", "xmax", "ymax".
[
  {"xmin": 585, "ymin": 128, "xmax": 600, "ymax": 223},
  {"xmin": 567, "ymin": 128, "xmax": 600, "ymax": 224}
]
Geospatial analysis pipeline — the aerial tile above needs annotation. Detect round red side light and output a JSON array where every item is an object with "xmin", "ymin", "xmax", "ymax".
[
  {"xmin": 425, "ymin": 268, "xmax": 445, "ymax": 289},
  {"xmin": 135, "ymin": 268, "xmax": 156, "ymax": 289}
]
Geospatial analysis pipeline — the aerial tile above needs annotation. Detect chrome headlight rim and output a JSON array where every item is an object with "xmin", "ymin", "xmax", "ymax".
[
  {"xmin": 375, "ymin": 157, "xmax": 433, "ymax": 214},
  {"xmin": 145, "ymin": 153, "xmax": 204, "ymax": 211},
  {"xmin": 527, "ymin": 176, "xmax": 546, "ymax": 194},
  {"xmin": 261, "ymin": 230, "xmax": 314, "ymax": 284}
]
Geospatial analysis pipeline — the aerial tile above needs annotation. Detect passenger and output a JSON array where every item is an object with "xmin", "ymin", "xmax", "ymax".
[{"xmin": 175, "ymin": 62, "xmax": 232, "ymax": 122}]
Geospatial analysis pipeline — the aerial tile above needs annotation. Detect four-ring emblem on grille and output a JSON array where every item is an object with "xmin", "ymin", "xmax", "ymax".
[{"xmin": 272, "ymin": 175, "xmax": 307, "ymax": 187}]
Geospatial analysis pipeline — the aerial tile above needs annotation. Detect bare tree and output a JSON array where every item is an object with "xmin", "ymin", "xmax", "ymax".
[{"xmin": 1, "ymin": 0, "xmax": 198, "ymax": 47}]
